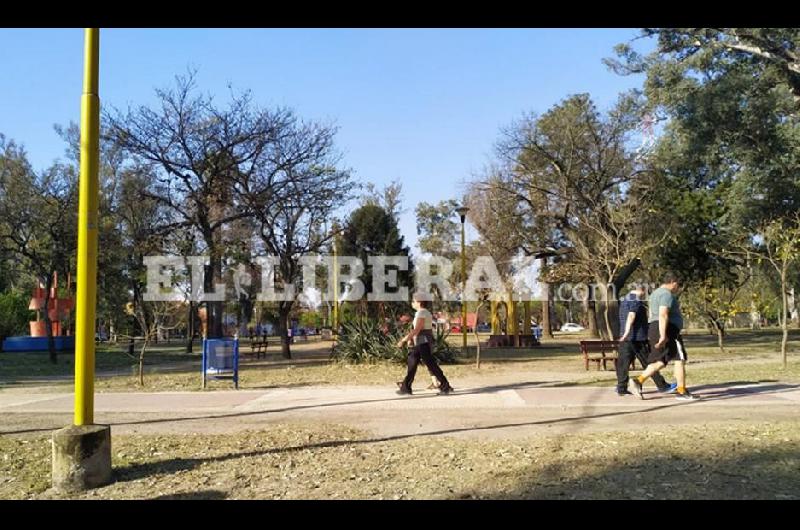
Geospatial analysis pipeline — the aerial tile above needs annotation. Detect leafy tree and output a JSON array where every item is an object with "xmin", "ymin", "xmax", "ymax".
[
  {"xmin": 415, "ymin": 199, "xmax": 460, "ymax": 260},
  {"xmin": 339, "ymin": 204, "xmax": 413, "ymax": 320},
  {"xmin": 0, "ymin": 292, "xmax": 33, "ymax": 346},
  {"xmin": 361, "ymin": 180, "xmax": 404, "ymax": 223},
  {"xmin": 725, "ymin": 214, "xmax": 800, "ymax": 367},
  {"xmin": 0, "ymin": 136, "xmax": 77, "ymax": 362},
  {"xmin": 607, "ymin": 29, "xmax": 800, "ymax": 110},
  {"xmin": 609, "ymin": 28, "xmax": 800, "ymax": 342},
  {"xmin": 479, "ymin": 93, "xmax": 669, "ymax": 338}
]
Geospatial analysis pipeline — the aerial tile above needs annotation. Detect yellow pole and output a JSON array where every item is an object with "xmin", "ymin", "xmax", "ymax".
[{"xmin": 74, "ymin": 28, "xmax": 100, "ymax": 426}]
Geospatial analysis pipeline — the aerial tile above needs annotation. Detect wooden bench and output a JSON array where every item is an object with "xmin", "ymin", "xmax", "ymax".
[
  {"xmin": 249, "ymin": 335, "xmax": 266, "ymax": 358},
  {"xmin": 579, "ymin": 340, "xmax": 635, "ymax": 371},
  {"xmin": 249, "ymin": 335, "xmax": 277, "ymax": 359}
]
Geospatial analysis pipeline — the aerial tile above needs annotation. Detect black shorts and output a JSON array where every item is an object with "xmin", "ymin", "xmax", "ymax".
[{"xmin": 647, "ymin": 323, "xmax": 688, "ymax": 365}]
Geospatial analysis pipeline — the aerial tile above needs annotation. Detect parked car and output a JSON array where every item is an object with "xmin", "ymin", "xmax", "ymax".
[{"xmin": 560, "ymin": 322, "xmax": 585, "ymax": 332}]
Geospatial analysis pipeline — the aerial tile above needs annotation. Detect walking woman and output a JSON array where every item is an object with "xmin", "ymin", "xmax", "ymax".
[{"xmin": 396, "ymin": 293, "xmax": 454, "ymax": 395}]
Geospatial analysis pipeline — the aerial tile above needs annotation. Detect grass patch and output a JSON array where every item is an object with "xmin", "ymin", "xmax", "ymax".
[
  {"xmin": 555, "ymin": 357, "xmax": 800, "ymax": 388},
  {"xmin": 3, "ymin": 328, "xmax": 799, "ymax": 392},
  {"xmin": 0, "ymin": 342, "xmax": 200, "ymax": 379}
]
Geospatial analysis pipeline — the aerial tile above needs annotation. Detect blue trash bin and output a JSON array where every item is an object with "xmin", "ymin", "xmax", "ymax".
[{"xmin": 202, "ymin": 338, "xmax": 239, "ymax": 389}]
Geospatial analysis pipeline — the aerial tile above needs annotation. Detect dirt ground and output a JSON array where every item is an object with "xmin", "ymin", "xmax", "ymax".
[{"xmin": 2, "ymin": 334, "xmax": 799, "ymax": 499}]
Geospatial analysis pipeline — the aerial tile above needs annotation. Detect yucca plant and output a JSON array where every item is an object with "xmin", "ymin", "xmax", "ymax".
[
  {"xmin": 331, "ymin": 317, "xmax": 406, "ymax": 364},
  {"xmin": 389, "ymin": 321, "xmax": 461, "ymax": 365},
  {"xmin": 332, "ymin": 317, "xmax": 462, "ymax": 365},
  {"xmin": 430, "ymin": 326, "xmax": 460, "ymax": 364}
]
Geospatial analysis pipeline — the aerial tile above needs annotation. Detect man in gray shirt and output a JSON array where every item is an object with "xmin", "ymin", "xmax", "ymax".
[{"xmin": 628, "ymin": 271, "xmax": 697, "ymax": 401}]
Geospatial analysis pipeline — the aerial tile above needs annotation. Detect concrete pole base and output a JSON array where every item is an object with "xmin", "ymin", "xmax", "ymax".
[{"xmin": 51, "ymin": 424, "xmax": 112, "ymax": 492}]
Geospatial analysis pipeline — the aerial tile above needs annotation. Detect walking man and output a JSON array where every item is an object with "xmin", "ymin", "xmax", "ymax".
[
  {"xmin": 616, "ymin": 284, "xmax": 677, "ymax": 396},
  {"xmin": 629, "ymin": 272, "xmax": 697, "ymax": 401}
]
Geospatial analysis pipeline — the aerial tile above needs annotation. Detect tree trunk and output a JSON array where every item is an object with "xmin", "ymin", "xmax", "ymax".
[
  {"xmin": 43, "ymin": 275, "xmax": 57, "ymax": 364},
  {"xmin": 711, "ymin": 317, "xmax": 726, "ymax": 353},
  {"xmin": 600, "ymin": 306, "xmax": 613, "ymax": 340},
  {"xmin": 607, "ymin": 261, "xmax": 640, "ymax": 340},
  {"xmin": 781, "ymin": 270, "xmax": 789, "ymax": 369},
  {"xmin": 185, "ymin": 301, "xmax": 194, "ymax": 353},
  {"xmin": 508, "ymin": 297, "xmax": 520, "ymax": 347},
  {"xmin": 595, "ymin": 282, "xmax": 616, "ymax": 340},
  {"xmin": 542, "ymin": 283, "xmax": 553, "ymax": 339},
  {"xmin": 523, "ymin": 301, "xmax": 531, "ymax": 336},
  {"xmin": 128, "ymin": 279, "xmax": 140, "ymax": 356},
  {"xmin": 474, "ymin": 301, "xmax": 485, "ymax": 369},
  {"xmin": 203, "ymin": 255, "xmax": 224, "ymax": 338},
  {"xmin": 586, "ymin": 299, "xmax": 600, "ymax": 338},
  {"xmin": 138, "ymin": 334, "xmax": 149, "ymax": 387},
  {"xmin": 241, "ymin": 295, "xmax": 254, "ymax": 337},
  {"xmin": 789, "ymin": 286, "xmax": 799, "ymax": 328},
  {"xmin": 278, "ymin": 302, "xmax": 293, "ymax": 359},
  {"xmin": 611, "ymin": 258, "xmax": 641, "ymax": 294}
]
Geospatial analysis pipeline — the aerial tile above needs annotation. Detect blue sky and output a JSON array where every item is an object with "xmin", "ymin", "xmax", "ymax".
[{"xmin": 0, "ymin": 28, "xmax": 652, "ymax": 253}]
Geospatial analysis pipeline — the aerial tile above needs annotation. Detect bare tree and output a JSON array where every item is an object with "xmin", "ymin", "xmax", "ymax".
[
  {"xmin": 123, "ymin": 300, "xmax": 183, "ymax": 386},
  {"xmin": 235, "ymin": 118, "xmax": 352, "ymax": 358},
  {"xmin": 106, "ymin": 71, "xmax": 292, "ymax": 337}
]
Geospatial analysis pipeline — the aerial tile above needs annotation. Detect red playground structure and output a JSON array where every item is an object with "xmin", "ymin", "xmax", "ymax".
[{"xmin": 28, "ymin": 272, "xmax": 74, "ymax": 337}]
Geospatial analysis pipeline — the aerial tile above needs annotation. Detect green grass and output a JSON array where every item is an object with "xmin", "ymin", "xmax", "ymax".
[
  {"xmin": 3, "ymin": 328, "xmax": 799, "ymax": 499},
  {"xmin": 2, "ymin": 328, "xmax": 799, "ymax": 392},
  {"xmin": 558, "ymin": 358, "xmax": 800, "ymax": 388},
  {"xmin": 0, "ymin": 342, "xmax": 201, "ymax": 379},
  {"xmin": 548, "ymin": 328, "xmax": 800, "ymax": 387}
]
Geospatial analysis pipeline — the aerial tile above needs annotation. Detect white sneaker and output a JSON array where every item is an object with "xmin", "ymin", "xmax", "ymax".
[
  {"xmin": 675, "ymin": 390, "xmax": 698, "ymax": 401},
  {"xmin": 628, "ymin": 378, "xmax": 644, "ymax": 399}
]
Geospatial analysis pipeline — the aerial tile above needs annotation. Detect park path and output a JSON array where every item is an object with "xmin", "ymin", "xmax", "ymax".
[{"xmin": 2, "ymin": 376, "xmax": 799, "ymax": 440}]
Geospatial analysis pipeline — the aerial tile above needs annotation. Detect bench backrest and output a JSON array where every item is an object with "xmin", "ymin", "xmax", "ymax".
[{"xmin": 579, "ymin": 340, "xmax": 619, "ymax": 353}]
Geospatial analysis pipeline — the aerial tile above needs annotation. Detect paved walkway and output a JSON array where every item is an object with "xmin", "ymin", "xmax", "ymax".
[{"xmin": 2, "ymin": 379, "xmax": 799, "ymax": 440}]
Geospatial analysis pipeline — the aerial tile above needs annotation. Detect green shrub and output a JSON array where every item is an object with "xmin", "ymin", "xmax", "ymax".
[
  {"xmin": 331, "ymin": 317, "xmax": 405, "ymax": 364},
  {"xmin": 0, "ymin": 291, "xmax": 33, "ymax": 342},
  {"xmin": 331, "ymin": 318, "xmax": 461, "ymax": 365},
  {"xmin": 430, "ymin": 326, "xmax": 460, "ymax": 364}
]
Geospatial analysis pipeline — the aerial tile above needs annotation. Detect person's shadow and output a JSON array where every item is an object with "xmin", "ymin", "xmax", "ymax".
[
  {"xmin": 152, "ymin": 490, "xmax": 227, "ymax": 500},
  {"xmin": 690, "ymin": 381, "xmax": 800, "ymax": 400}
]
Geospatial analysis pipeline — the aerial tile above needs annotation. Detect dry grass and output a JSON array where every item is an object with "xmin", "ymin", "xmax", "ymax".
[{"xmin": 2, "ymin": 420, "xmax": 799, "ymax": 499}]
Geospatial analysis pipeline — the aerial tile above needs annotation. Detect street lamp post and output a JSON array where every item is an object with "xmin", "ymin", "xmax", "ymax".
[
  {"xmin": 52, "ymin": 28, "xmax": 111, "ymax": 493},
  {"xmin": 333, "ymin": 234, "xmax": 339, "ymax": 334},
  {"xmin": 74, "ymin": 28, "xmax": 100, "ymax": 427},
  {"xmin": 455, "ymin": 206, "xmax": 470, "ymax": 350}
]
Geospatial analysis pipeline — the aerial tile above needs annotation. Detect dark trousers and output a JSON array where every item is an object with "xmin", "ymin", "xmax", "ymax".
[
  {"xmin": 401, "ymin": 341, "xmax": 450, "ymax": 391},
  {"xmin": 616, "ymin": 340, "xmax": 668, "ymax": 391}
]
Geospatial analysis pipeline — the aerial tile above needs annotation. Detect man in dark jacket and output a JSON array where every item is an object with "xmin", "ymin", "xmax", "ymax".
[{"xmin": 616, "ymin": 284, "xmax": 676, "ymax": 396}]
